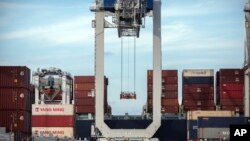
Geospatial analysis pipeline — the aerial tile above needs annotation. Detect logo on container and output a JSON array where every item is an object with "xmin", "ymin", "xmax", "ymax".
[{"xmin": 35, "ymin": 107, "xmax": 39, "ymax": 112}]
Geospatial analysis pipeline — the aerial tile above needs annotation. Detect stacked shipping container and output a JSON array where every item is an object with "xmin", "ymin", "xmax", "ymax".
[
  {"xmin": 0, "ymin": 66, "xmax": 32, "ymax": 140},
  {"xmin": 182, "ymin": 69, "xmax": 215, "ymax": 112},
  {"xmin": 31, "ymin": 104, "xmax": 74, "ymax": 138},
  {"xmin": 147, "ymin": 70, "xmax": 179, "ymax": 113},
  {"xmin": 74, "ymin": 76, "xmax": 110, "ymax": 114},
  {"xmin": 217, "ymin": 69, "xmax": 244, "ymax": 113},
  {"xmin": 186, "ymin": 110, "xmax": 235, "ymax": 140}
]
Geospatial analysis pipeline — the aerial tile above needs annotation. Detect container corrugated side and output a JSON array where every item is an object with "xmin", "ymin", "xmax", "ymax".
[
  {"xmin": 147, "ymin": 70, "xmax": 178, "ymax": 77},
  {"xmin": 0, "ymin": 88, "xmax": 31, "ymax": 111},
  {"xmin": 32, "ymin": 104, "xmax": 74, "ymax": 116},
  {"xmin": 187, "ymin": 110, "xmax": 235, "ymax": 120},
  {"xmin": 0, "ymin": 66, "xmax": 30, "ymax": 88},
  {"xmin": 183, "ymin": 69, "xmax": 214, "ymax": 77},
  {"xmin": 32, "ymin": 115, "xmax": 74, "ymax": 127},
  {"xmin": 0, "ymin": 110, "xmax": 31, "ymax": 133},
  {"xmin": 198, "ymin": 128, "xmax": 229, "ymax": 139},
  {"xmin": 32, "ymin": 127, "xmax": 74, "ymax": 138},
  {"xmin": 197, "ymin": 117, "xmax": 250, "ymax": 128}
]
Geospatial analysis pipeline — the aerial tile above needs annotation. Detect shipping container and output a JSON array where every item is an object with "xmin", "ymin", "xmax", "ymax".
[
  {"xmin": 187, "ymin": 110, "xmax": 235, "ymax": 120},
  {"xmin": 32, "ymin": 104, "xmax": 74, "ymax": 116},
  {"xmin": 161, "ymin": 106, "xmax": 179, "ymax": 113},
  {"xmin": 0, "ymin": 110, "xmax": 31, "ymax": 133},
  {"xmin": 0, "ymin": 88, "xmax": 31, "ymax": 111},
  {"xmin": 147, "ymin": 84, "xmax": 178, "ymax": 92},
  {"xmin": 183, "ymin": 93, "xmax": 214, "ymax": 100},
  {"xmin": 220, "ymin": 76, "xmax": 244, "ymax": 83},
  {"xmin": 74, "ymin": 83, "xmax": 95, "ymax": 91},
  {"xmin": 147, "ymin": 70, "xmax": 178, "ymax": 77},
  {"xmin": 74, "ymin": 76, "xmax": 108, "ymax": 84},
  {"xmin": 220, "ymin": 99, "xmax": 243, "ymax": 106},
  {"xmin": 220, "ymin": 90, "xmax": 243, "ymax": 99},
  {"xmin": 183, "ymin": 69, "xmax": 214, "ymax": 77},
  {"xmin": 74, "ymin": 90, "xmax": 94, "ymax": 98},
  {"xmin": 221, "ymin": 105, "xmax": 244, "ymax": 112},
  {"xmin": 148, "ymin": 99, "xmax": 178, "ymax": 106},
  {"xmin": 183, "ymin": 85, "xmax": 214, "ymax": 94},
  {"xmin": 75, "ymin": 98, "xmax": 95, "ymax": 106},
  {"xmin": 198, "ymin": 128, "xmax": 229, "ymax": 140},
  {"xmin": 187, "ymin": 129, "xmax": 197, "ymax": 140},
  {"xmin": 183, "ymin": 77, "xmax": 214, "ymax": 84},
  {"xmin": 32, "ymin": 127, "xmax": 74, "ymax": 138},
  {"xmin": 32, "ymin": 115, "xmax": 74, "ymax": 127},
  {"xmin": 148, "ymin": 77, "xmax": 178, "ymax": 84},
  {"xmin": 197, "ymin": 117, "xmax": 250, "ymax": 128},
  {"xmin": 219, "ymin": 69, "xmax": 244, "ymax": 76},
  {"xmin": 183, "ymin": 100, "xmax": 214, "ymax": 107},
  {"xmin": 220, "ymin": 83, "xmax": 244, "ymax": 91},
  {"xmin": 75, "ymin": 106, "xmax": 95, "ymax": 114},
  {"xmin": 184, "ymin": 106, "xmax": 215, "ymax": 111},
  {"xmin": 0, "ymin": 66, "xmax": 30, "ymax": 88}
]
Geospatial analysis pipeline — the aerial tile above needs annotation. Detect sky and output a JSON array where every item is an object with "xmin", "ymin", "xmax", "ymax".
[{"xmin": 0, "ymin": 0, "xmax": 248, "ymax": 115}]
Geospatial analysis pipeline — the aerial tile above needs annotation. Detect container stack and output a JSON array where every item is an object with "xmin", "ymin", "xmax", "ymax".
[
  {"xmin": 197, "ymin": 117, "xmax": 250, "ymax": 140},
  {"xmin": 186, "ymin": 110, "xmax": 235, "ymax": 141},
  {"xmin": 147, "ymin": 70, "xmax": 179, "ymax": 113},
  {"xmin": 0, "ymin": 66, "xmax": 32, "ymax": 140},
  {"xmin": 74, "ymin": 76, "xmax": 110, "ymax": 115},
  {"xmin": 217, "ymin": 69, "xmax": 244, "ymax": 113},
  {"xmin": 31, "ymin": 104, "xmax": 74, "ymax": 138},
  {"xmin": 182, "ymin": 69, "xmax": 215, "ymax": 112},
  {"xmin": 31, "ymin": 68, "xmax": 74, "ymax": 139}
]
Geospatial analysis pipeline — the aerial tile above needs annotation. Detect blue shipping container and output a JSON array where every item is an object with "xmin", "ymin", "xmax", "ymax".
[
  {"xmin": 183, "ymin": 77, "xmax": 214, "ymax": 84},
  {"xmin": 147, "ymin": 0, "xmax": 153, "ymax": 11},
  {"xmin": 188, "ymin": 129, "xmax": 197, "ymax": 140},
  {"xmin": 187, "ymin": 120, "xmax": 197, "ymax": 130},
  {"xmin": 198, "ymin": 117, "xmax": 250, "ymax": 128}
]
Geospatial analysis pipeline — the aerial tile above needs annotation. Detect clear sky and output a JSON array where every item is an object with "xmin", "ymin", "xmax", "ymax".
[{"xmin": 0, "ymin": 0, "xmax": 247, "ymax": 115}]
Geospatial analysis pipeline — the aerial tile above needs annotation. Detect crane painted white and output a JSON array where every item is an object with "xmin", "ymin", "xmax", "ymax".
[
  {"xmin": 244, "ymin": 1, "xmax": 250, "ymax": 117},
  {"xmin": 92, "ymin": 0, "xmax": 162, "ymax": 140}
]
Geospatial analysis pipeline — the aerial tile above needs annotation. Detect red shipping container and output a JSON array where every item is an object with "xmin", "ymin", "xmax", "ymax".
[
  {"xmin": 148, "ymin": 77, "xmax": 178, "ymax": 84},
  {"xmin": 75, "ymin": 106, "xmax": 95, "ymax": 114},
  {"xmin": 220, "ymin": 99, "xmax": 243, "ymax": 106},
  {"xmin": 163, "ymin": 91, "xmax": 178, "ymax": 99},
  {"xmin": 184, "ymin": 106, "xmax": 215, "ymax": 111},
  {"xmin": 162, "ymin": 99, "xmax": 179, "ymax": 106},
  {"xmin": 219, "ymin": 69, "xmax": 244, "ymax": 76},
  {"xmin": 75, "ymin": 83, "xmax": 95, "ymax": 91},
  {"xmin": 74, "ymin": 76, "xmax": 108, "ymax": 84},
  {"xmin": 148, "ymin": 84, "xmax": 178, "ymax": 92},
  {"xmin": 0, "ymin": 88, "xmax": 31, "ymax": 111},
  {"xmin": 182, "ymin": 100, "xmax": 214, "ymax": 107},
  {"xmin": 183, "ymin": 85, "xmax": 214, "ymax": 94},
  {"xmin": 148, "ymin": 70, "xmax": 177, "ymax": 77},
  {"xmin": 148, "ymin": 91, "xmax": 178, "ymax": 99},
  {"xmin": 220, "ymin": 76, "xmax": 244, "ymax": 83},
  {"xmin": 32, "ymin": 116, "xmax": 74, "ymax": 127},
  {"xmin": 74, "ymin": 90, "xmax": 94, "ymax": 98},
  {"xmin": 0, "ymin": 66, "xmax": 30, "ymax": 88},
  {"xmin": 0, "ymin": 110, "xmax": 31, "ymax": 133},
  {"xmin": 220, "ymin": 91, "xmax": 243, "ymax": 99},
  {"xmin": 75, "ymin": 98, "xmax": 95, "ymax": 106},
  {"xmin": 183, "ymin": 93, "xmax": 214, "ymax": 100},
  {"xmin": 148, "ymin": 98, "xmax": 178, "ymax": 107},
  {"xmin": 221, "ymin": 105, "xmax": 244, "ymax": 112},
  {"xmin": 161, "ymin": 106, "xmax": 179, "ymax": 113},
  {"xmin": 220, "ymin": 83, "xmax": 244, "ymax": 91},
  {"xmin": 147, "ymin": 106, "xmax": 179, "ymax": 113}
]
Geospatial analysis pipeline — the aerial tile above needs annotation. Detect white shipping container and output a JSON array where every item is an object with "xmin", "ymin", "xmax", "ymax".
[
  {"xmin": 183, "ymin": 69, "xmax": 214, "ymax": 77},
  {"xmin": 32, "ymin": 104, "xmax": 74, "ymax": 116},
  {"xmin": 187, "ymin": 110, "xmax": 235, "ymax": 120},
  {"xmin": 32, "ymin": 127, "xmax": 74, "ymax": 138},
  {"xmin": 198, "ymin": 128, "xmax": 230, "ymax": 139}
]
